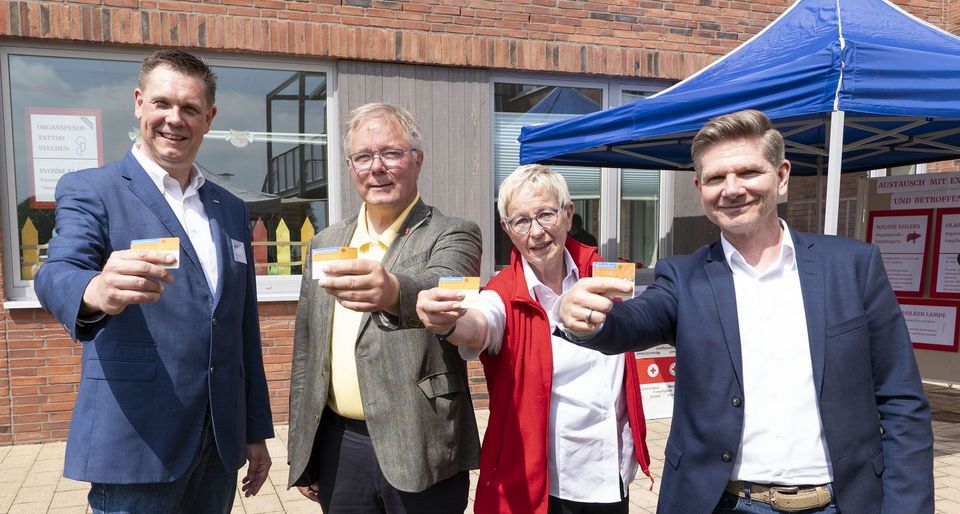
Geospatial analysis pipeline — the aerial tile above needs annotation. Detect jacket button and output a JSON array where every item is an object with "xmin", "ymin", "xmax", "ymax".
[
  {"xmin": 209, "ymin": 366, "xmax": 215, "ymax": 375},
  {"xmin": 722, "ymin": 451, "xmax": 733, "ymax": 462},
  {"xmin": 731, "ymin": 396, "xmax": 742, "ymax": 407},
  {"xmin": 212, "ymin": 318, "xmax": 219, "ymax": 326}
]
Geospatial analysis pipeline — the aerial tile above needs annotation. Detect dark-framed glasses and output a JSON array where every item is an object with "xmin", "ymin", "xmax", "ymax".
[
  {"xmin": 503, "ymin": 207, "xmax": 564, "ymax": 235},
  {"xmin": 347, "ymin": 148, "xmax": 416, "ymax": 171}
]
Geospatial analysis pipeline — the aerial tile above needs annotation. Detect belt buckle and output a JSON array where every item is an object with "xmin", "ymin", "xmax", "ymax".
[
  {"xmin": 768, "ymin": 485, "xmax": 828, "ymax": 513},
  {"xmin": 769, "ymin": 485, "xmax": 799, "ymax": 495}
]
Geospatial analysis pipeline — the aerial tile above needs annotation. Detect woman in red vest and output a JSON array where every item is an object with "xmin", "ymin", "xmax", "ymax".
[{"xmin": 416, "ymin": 164, "xmax": 651, "ymax": 514}]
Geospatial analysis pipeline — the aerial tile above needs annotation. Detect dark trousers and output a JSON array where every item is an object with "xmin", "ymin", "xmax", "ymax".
[
  {"xmin": 314, "ymin": 410, "xmax": 469, "ymax": 514},
  {"xmin": 547, "ymin": 479, "xmax": 629, "ymax": 514},
  {"xmin": 548, "ymin": 495, "xmax": 629, "ymax": 514}
]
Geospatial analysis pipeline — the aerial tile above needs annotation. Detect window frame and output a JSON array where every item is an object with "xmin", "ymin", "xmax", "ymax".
[
  {"xmin": 0, "ymin": 42, "xmax": 338, "ymax": 304},
  {"xmin": 489, "ymin": 73, "xmax": 672, "ymax": 262}
]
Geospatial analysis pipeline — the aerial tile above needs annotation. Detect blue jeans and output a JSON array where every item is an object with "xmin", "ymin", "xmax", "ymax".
[
  {"xmin": 88, "ymin": 416, "xmax": 237, "ymax": 514},
  {"xmin": 713, "ymin": 484, "xmax": 839, "ymax": 514}
]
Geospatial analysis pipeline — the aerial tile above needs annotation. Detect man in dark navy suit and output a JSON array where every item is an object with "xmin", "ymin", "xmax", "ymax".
[
  {"xmin": 558, "ymin": 109, "xmax": 933, "ymax": 513},
  {"xmin": 35, "ymin": 49, "xmax": 273, "ymax": 513}
]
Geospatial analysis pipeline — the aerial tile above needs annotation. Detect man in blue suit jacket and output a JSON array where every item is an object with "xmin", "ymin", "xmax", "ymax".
[
  {"xmin": 558, "ymin": 110, "xmax": 933, "ymax": 513},
  {"xmin": 34, "ymin": 50, "xmax": 273, "ymax": 513}
]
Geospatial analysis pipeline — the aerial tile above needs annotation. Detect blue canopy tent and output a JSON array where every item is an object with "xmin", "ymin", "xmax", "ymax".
[{"xmin": 518, "ymin": 0, "xmax": 960, "ymax": 234}]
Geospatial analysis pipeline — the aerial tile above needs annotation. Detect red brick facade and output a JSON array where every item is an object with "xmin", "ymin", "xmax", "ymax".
[{"xmin": 1, "ymin": 0, "xmax": 957, "ymax": 444}]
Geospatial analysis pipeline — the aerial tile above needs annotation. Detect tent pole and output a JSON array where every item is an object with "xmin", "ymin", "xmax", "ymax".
[
  {"xmin": 823, "ymin": 110, "xmax": 845, "ymax": 235},
  {"xmin": 815, "ymin": 155, "xmax": 823, "ymax": 233}
]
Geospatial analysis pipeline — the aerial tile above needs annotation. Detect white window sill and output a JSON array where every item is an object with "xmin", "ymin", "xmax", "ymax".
[
  {"xmin": 3, "ymin": 299, "xmax": 42, "ymax": 309},
  {"xmin": 4, "ymin": 276, "xmax": 303, "ymax": 309}
]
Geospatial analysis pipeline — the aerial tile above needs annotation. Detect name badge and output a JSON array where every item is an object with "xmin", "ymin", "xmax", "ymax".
[{"xmin": 231, "ymin": 239, "xmax": 247, "ymax": 264}]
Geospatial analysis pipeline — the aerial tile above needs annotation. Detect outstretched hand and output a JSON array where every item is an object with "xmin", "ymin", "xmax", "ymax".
[
  {"xmin": 81, "ymin": 249, "xmax": 176, "ymax": 316},
  {"xmin": 318, "ymin": 259, "xmax": 400, "ymax": 314},
  {"xmin": 416, "ymin": 287, "xmax": 467, "ymax": 336},
  {"xmin": 557, "ymin": 277, "xmax": 632, "ymax": 336}
]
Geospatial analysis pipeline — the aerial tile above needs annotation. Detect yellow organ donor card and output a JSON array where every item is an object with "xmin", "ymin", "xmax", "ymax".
[
  {"xmin": 438, "ymin": 276, "xmax": 481, "ymax": 300},
  {"xmin": 130, "ymin": 237, "xmax": 180, "ymax": 269},
  {"xmin": 311, "ymin": 246, "xmax": 358, "ymax": 280},
  {"xmin": 591, "ymin": 262, "xmax": 636, "ymax": 301}
]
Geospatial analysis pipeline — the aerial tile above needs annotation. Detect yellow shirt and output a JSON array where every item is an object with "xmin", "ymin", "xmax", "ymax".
[{"xmin": 328, "ymin": 195, "xmax": 420, "ymax": 420}]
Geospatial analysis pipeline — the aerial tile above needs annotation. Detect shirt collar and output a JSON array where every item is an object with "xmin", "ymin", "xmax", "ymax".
[
  {"xmin": 520, "ymin": 247, "xmax": 580, "ymax": 300},
  {"xmin": 720, "ymin": 219, "xmax": 796, "ymax": 276},
  {"xmin": 132, "ymin": 144, "xmax": 205, "ymax": 194},
  {"xmin": 355, "ymin": 194, "xmax": 421, "ymax": 250}
]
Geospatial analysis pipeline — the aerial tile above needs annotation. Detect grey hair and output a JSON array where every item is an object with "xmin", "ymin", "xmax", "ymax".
[
  {"xmin": 497, "ymin": 164, "xmax": 572, "ymax": 219},
  {"xmin": 342, "ymin": 103, "xmax": 424, "ymax": 155}
]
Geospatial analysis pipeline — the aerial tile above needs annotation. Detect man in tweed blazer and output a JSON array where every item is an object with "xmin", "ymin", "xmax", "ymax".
[{"xmin": 287, "ymin": 103, "xmax": 481, "ymax": 512}]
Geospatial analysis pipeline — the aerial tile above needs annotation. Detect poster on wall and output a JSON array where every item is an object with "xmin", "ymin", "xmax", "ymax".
[
  {"xmin": 635, "ymin": 345, "xmax": 676, "ymax": 420},
  {"xmin": 630, "ymin": 283, "xmax": 676, "ymax": 420},
  {"xmin": 898, "ymin": 299, "xmax": 959, "ymax": 352},
  {"xmin": 932, "ymin": 208, "xmax": 960, "ymax": 298},
  {"xmin": 866, "ymin": 209, "xmax": 932, "ymax": 297},
  {"xmin": 876, "ymin": 173, "xmax": 960, "ymax": 210},
  {"xmin": 26, "ymin": 108, "xmax": 103, "ymax": 208}
]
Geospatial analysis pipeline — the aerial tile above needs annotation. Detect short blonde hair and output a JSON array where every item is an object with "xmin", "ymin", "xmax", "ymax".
[{"xmin": 497, "ymin": 164, "xmax": 571, "ymax": 219}]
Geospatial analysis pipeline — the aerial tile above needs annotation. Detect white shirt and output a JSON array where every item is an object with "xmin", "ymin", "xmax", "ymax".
[
  {"xmin": 132, "ymin": 144, "xmax": 219, "ymax": 294},
  {"xmin": 462, "ymin": 250, "xmax": 638, "ymax": 502},
  {"xmin": 724, "ymin": 223, "xmax": 833, "ymax": 485}
]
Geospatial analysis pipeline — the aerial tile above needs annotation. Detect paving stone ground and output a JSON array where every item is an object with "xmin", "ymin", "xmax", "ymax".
[{"xmin": 2, "ymin": 383, "xmax": 959, "ymax": 513}]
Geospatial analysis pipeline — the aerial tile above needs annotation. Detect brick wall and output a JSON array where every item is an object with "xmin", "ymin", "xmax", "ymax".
[
  {"xmin": 0, "ymin": 0, "xmax": 948, "ymax": 82},
  {"xmin": 928, "ymin": 160, "xmax": 960, "ymax": 173},
  {"xmin": 0, "ymin": 200, "xmax": 9, "ymax": 445},
  {"xmin": 947, "ymin": 0, "xmax": 960, "ymax": 33},
  {"xmin": 0, "ymin": 300, "xmax": 487, "ymax": 444}
]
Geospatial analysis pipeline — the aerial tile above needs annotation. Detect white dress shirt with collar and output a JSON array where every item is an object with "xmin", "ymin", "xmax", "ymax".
[
  {"xmin": 723, "ymin": 222, "xmax": 833, "ymax": 485},
  {"xmin": 132, "ymin": 144, "xmax": 219, "ymax": 294},
  {"xmin": 462, "ymin": 249, "xmax": 638, "ymax": 502}
]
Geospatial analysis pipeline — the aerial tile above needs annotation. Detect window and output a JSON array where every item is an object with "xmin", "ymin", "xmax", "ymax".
[
  {"xmin": 618, "ymin": 89, "xmax": 661, "ymax": 268},
  {"xmin": 493, "ymin": 81, "xmax": 603, "ymax": 266},
  {"xmin": 1, "ymin": 46, "xmax": 334, "ymax": 301}
]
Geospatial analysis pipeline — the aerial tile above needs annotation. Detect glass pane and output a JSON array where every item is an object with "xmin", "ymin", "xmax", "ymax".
[
  {"xmin": 7, "ymin": 54, "xmax": 328, "ymax": 282},
  {"xmin": 618, "ymin": 90, "xmax": 660, "ymax": 268},
  {"xmin": 494, "ymin": 82, "xmax": 603, "ymax": 265}
]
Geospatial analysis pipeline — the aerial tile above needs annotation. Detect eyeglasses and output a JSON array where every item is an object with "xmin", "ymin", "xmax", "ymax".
[
  {"xmin": 502, "ymin": 207, "xmax": 564, "ymax": 235},
  {"xmin": 347, "ymin": 148, "xmax": 416, "ymax": 171}
]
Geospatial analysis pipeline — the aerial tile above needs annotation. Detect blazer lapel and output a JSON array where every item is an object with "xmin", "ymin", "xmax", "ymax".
[
  {"xmin": 793, "ymin": 230, "xmax": 826, "ymax": 398},
  {"xmin": 199, "ymin": 184, "xmax": 225, "ymax": 308},
  {"xmin": 380, "ymin": 199, "xmax": 430, "ymax": 272},
  {"xmin": 120, "ymin": 152, "xmax": 204, "ymax": 276},
  {"xmin": 358, "ymin": 200, "xmax": 431, "ymax": 338},
  {"xmin": 704, "ymin": 242, "xmax": 745, "ymax": 390}
]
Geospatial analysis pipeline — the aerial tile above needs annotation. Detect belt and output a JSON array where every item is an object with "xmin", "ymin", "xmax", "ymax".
[
  {"xmin": 323, "ymin": 407, "xmax": 369, "ymax": 436},
  {"xmin": 725, "ymin": 481, "xmax": 832, "ymax": 512}
]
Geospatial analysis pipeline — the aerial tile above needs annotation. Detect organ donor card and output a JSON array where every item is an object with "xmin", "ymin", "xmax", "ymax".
[
  {"xmin": 311, "ymin": 246, "xmax": 358, "ymax": 280},
  {"xmin": 438, "ymin": 276, "xmax": 481, "ymax": 300},
  {"xmin": 130, "ymin": 237, "xmax": 180, "ymax": 269},
  {"xmin": 591, "ymin": 262, "xmax": 635, "ymax": 301}
]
